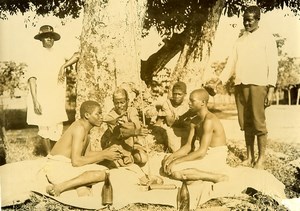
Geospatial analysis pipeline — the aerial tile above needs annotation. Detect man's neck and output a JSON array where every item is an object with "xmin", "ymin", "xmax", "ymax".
[
  {"xmin": 79, "ymin": 119, "xmax": 94, "ymax": 132},
  {"xmin": 248, "ymin": 26, "xmax": 259, "ymax": 33},
  {"xmin": 197, "ymin": 107, "xmax": 209, "ymax": 120}
]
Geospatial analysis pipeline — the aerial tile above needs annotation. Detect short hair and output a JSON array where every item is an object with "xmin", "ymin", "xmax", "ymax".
[
  {"xmin": 80, "ymin": 100, "xmax": 101, "ymax": 118},
  {"xmin": 172, "ymin": 81, "xmax": 187, "ymax": 94},
  {"xmin": 191, "ymin": 88, "xmax": 209, "ymax": 103},
  {"xmin": 244, "ymin": 5, "xmax": 261, "ymax": 20},
  {"xmin": 113, "ymin": 88, "xmax": 128, "ymax": 101}
]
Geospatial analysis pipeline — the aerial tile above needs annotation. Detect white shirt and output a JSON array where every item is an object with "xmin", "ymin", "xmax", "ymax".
[
  {"xmin": 219, "ymin": 27, "xmax": 278, "ymax": 86},
  {"xmin": 26, "ymin": 45, "xmax": 68, "ymax": 126}
]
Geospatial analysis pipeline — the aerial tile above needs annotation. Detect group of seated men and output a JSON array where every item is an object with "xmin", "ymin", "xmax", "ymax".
[{"xmin": 45, "ymin": 82, "xmax": 229, "ymax": 197}]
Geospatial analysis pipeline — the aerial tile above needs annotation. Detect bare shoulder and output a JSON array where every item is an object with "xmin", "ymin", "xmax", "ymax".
[
  {"xmin": 68, "ymin": 120, "xmax": 86, "ymax": 134},
  {"xmin": 204, "ymin": 112, "xmax": 219, "ymax": 121}
]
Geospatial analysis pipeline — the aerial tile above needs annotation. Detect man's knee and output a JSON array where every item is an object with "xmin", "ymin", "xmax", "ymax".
[
  {"xmin": 171, "ymin": 171, "xmax": 183, "ymax": 180},
  {"xmin": 132, "ymin": 149, "xmax": 148, "ymax": 166}
]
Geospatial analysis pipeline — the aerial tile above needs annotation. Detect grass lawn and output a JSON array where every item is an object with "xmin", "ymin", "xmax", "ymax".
[{"xmin": 1, "ymin": 103, "xmax": 300, "ymax": 210}]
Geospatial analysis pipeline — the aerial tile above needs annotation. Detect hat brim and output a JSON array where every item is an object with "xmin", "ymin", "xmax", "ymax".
[{"xmin": 34, "ymin": 32, "xmax": 61, "ymax": 41}]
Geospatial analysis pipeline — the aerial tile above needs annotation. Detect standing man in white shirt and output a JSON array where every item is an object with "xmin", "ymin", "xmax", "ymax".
[
  {"xmin": 213, "ymin": 6, "xmax": 278, "ymax": 169},
  {"xmin": 27, "ymin": 25, "xmax": 68, "ymax": 156}
]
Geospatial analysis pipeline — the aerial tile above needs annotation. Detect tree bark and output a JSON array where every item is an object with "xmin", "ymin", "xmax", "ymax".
[
  {"xmin": 170, "ymin": 0, "xmax": 226, "ymax": 92},
  {"xmin": 76, "ymin": 0, "xmax": 146, "ymax": 149}
]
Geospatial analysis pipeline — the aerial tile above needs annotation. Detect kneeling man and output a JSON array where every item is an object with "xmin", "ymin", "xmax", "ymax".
[{"xmin": 162, "ymin": 88, "xmax": 228, "ymax": 183}]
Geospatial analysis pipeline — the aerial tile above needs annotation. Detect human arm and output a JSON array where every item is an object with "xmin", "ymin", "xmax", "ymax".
[
  {"xmin": 265, "ymin": 86, "xmax": 275, "ymax": 108},
  {"xmin": 58, "ymin": 52, "xmax": 80, "ymax": 84},
  {"xmin": 217, "ymin": 43, "xmax": 238, "ymax": 85},
  {"xmin": 162, "ymin": 123, "xmax": 195, "ymax": 173},
  {"xmin": 70, "ymin": 127, "xmax": 122, "ymax": 167},
  {"xmin": 265, "ymin": 35, "xmax": 279, "ymax": 107},
  {"xmin": 165, "ymin": 119, "xmax": 213, "ymax": 174},
  {"xmin": 172, "ymin": 109, "xmax": 195, "ymax": 127},
  {"xmin": 28, "ymin": 77, "xmax": 42, "ymax": 115},
  {"xmin": 161, "ymin": 100, "xmax": 178, "ymax": 126}
]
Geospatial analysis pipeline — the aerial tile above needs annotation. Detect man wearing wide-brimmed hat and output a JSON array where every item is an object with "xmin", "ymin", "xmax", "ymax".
[{"xmin": 26, "ymin": 25, "xmax": 68, "ymax": 156}]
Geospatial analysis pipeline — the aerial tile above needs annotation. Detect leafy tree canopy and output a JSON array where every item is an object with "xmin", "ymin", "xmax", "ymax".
[
  {"xmin": 145, "ymin": 0, "xmax": 300, "ymax": 36},
  {"xmin": 0, "ymin": 0, "xmax": 84, "ymax": 19},
  {"xmin": 1, "ymin": 0, "xmax": 299, "ymax": 34}
]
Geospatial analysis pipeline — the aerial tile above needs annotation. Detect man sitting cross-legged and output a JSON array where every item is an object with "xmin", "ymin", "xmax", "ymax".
[
  {"xmin": 161, "ymin": 88, "xmax": 229, "ymax": 183},
  {"xmin": 101, "ymin": 88, "xmax": 149, "ymax": 167},
  {"xmin": 45, "ymin": 100, "xmax": 122, "ymax": 196}
]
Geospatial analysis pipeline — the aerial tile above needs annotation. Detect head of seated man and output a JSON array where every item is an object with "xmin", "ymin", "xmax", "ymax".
[
  {"xmin": 171, "ymin": 81, "xmax": 187, "ymax": 107},
  {"xmin": 113, "ymin": 88, "xmax": 129, "ymax": 116}
]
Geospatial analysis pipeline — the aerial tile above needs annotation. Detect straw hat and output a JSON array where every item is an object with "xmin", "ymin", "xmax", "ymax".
[{"xmin": 34, "ymin": 25, "xmax": 61, "ymax": 41}]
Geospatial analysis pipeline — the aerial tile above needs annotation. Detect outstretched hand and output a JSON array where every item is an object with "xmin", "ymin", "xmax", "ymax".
[
  {"xmin": 135, "ymin": 126, "xmax": 151, "ymax": 136},
  {"xmin": 203, "ymin": 78, "xmax": 222, "ymax": 96},
  {"xmin": 104, "ymin": 145, "xmax": 123, "ymax": 161}
]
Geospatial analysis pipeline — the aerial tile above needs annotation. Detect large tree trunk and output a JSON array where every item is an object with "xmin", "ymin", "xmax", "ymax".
[
  {"xmin": 76, "ymin": 0, "xmax": 146, "ymax": 149},
  {"xmin": 170, "ymin": 0, "xmax": 226, "ymax": 92}
]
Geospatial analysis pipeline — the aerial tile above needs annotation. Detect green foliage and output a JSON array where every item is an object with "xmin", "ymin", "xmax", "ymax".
[{"xmin": 0, "ymin": 61, "xmax": 27, "ymax": 97}]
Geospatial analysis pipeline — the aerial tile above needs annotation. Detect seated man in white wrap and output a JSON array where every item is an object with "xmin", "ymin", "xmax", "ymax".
[
  {"xmin": 46, "ymin": 100, "xmax": 122, "ymax": 196},
  {"xmin": 162, "ymin": 88, "xmax": 228, "ymax": 183}
]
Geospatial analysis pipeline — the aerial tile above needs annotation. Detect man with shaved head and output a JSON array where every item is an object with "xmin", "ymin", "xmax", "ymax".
[
  {"xmin": 162, "ymin": 89, "xmax": 228, "ymax": 183},
  {"xmin": 102, "ymin": 88, "xmax": 149, "ymax": 167}
]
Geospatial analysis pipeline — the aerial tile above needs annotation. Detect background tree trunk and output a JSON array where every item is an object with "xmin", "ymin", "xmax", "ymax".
[
  {"xmin": 170, "ymin": 0, "xmax": 225, "ymax": 93},
  {"xmin": 76, "ymin": 0, "xmax": 146, "ymax": 149}
]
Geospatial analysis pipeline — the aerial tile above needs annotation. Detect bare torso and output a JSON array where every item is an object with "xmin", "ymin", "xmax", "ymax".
[
  {"xmin": 193, "ymin": 112, "xmax": 226, "ymax": 147},
  {"xmin": 50, "ymin": 120, "xmax": 89, "ymax": 158}
]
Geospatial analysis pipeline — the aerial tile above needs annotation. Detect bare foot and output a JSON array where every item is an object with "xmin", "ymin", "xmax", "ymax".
[
  {"xmin": 241, "ymin": 158, "xmax": 255, "ymax": 167},
  {"xmin": 253, "ymin": 159, "xmax": 265, "ymax": 170},
  {"xmin": 46, "ymin": 184, "xmax": 61, "ymax": 197},
  {"xmin": 76, "ymin": 186, "xmax": 92, "ymax": 197}
]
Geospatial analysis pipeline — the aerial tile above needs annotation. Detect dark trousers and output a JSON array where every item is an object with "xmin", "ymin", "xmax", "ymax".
[{"xmin": 234, "ymin": 84, "xmax": 268, "ymax": 136}]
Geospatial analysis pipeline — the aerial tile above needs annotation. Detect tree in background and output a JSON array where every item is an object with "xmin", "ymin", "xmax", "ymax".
[
  {"xmin": 1, "ymin": 0, "xmax": 300, "ymax": 143},
  {"xmin": 0, "ymin": 61, "xmax": 27, "ymax": 164},
  {"xmin": 0, "ymin": 62, "xmax": 27, "ymax": 98},
  {"xmin": 142, "ymin": 0, "xmax": 300, "ymax": 90},
  {"xmin": 274, "ymin": 33, "xmax": 300, "ymax": 105}
]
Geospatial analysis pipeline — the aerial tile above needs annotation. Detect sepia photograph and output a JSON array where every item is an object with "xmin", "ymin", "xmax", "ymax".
[{"xmin": 1, "ymin": 0, "xmax": 300, "ymax": 210}]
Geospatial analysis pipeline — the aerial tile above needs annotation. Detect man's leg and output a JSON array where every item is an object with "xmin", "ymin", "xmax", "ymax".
[
  {"xmin": 171, "ymin": 168, "xmax": 228, "ymax": 183},
  {"xmin": 42, "ymin": 138, "xmax": 52, "ymax": 155},
  {"xmin": 46, "ymin": 170, "xmax": 106, "ymax": 197},
  {"xmin": 239, "ymin": 85, "xmax": 256, "ymax": 165},
  {"xmin": 48, "ymin": 122, "xmax": 64, "ymax": 151},
  {"xmin": 165, "ymin": 126, "xmax": 181, "ymax": 152},
  {"xmin": 234, "ymin": 85, "xmax": 245, "ymax": 131},
  {"xmin": 243, "ymin": 132, "xmax": 255, "ymax": 166},
  {"xmin": 251, "ymin": 85, "xmax": 268, "ymax": 169},
  {"xmin": 254, "ymin": 134, "xmax": 268, "ymax": 169}
]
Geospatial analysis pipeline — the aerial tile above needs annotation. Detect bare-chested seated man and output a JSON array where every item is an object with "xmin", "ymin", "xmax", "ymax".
[
  {"xmin": 161, "ymin": 89, "xmax": 228, "ymax": 183},
  {"xmin": 46, "ymin": 100, "xmax": 122, "ymax": 196}
]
